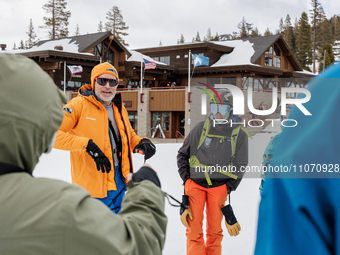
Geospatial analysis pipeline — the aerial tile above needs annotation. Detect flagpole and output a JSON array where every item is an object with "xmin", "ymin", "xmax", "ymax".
[
  {"xmin": 140, "ymin": 57, "xmax": 143, "ymax": 94},
  {"xmin": 188, "ymin": 50, "xmax": 191, "ymax": 93},
  {"xmin": 64, "ymin": 61, "xmax": 66, "ymax": 95}
]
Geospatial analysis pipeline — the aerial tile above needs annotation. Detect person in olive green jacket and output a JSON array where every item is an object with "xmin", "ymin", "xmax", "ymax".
[{"xmin": 0, "ymin": 53, "xmax": 167, "ymax": 255}]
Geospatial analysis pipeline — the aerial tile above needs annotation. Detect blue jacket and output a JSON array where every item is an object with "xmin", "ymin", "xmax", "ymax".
[{"xmin": 255, "ymin": 63, "xmax": 340, "ymax": 255}]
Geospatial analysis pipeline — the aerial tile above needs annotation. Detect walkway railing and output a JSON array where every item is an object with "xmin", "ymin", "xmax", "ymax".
[{"xmin": 176, "ymin": 131, "xmax": 185, "ymax": 143}]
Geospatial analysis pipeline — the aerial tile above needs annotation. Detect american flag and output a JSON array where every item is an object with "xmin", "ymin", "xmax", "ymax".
[{"xmin": 143, "ymin": 58, "xmax": 157, "ymax": 70}]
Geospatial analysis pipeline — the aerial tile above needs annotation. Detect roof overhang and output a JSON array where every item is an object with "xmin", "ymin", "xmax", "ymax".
[
  {"xmin": 119, "ymin": 60, "xmax": 175, "ymax": 72},
  {"xmin": 282, "ymin": 71, "xmax": 315, "ymax": 79},
  {"xmin": 18, "ymin": 50, "xmax": 100, "ymax": 66},
  {"xmin": 135, "ymin": 42, "xmax": 234, "ymax": 54},
  {"xmin": 177, "ymin": 64, "xmax": 283, "ymax": 76}
]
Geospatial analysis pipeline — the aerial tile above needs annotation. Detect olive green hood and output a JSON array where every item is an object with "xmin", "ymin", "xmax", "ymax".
[{"xmin": 0, "ymin": 53, "xmax": 66, "ymax": 173}]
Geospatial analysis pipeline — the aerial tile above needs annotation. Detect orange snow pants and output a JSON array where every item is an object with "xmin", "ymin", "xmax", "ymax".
[{"xmin": 185, "ymin": 179, "xmax": 228, "ymax": 255}]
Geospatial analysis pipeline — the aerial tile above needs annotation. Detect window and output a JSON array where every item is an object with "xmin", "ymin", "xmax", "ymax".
[
  {"xmin": 221, "ymin": 77, "xmax": 237, "ymax": 85},
  {"xmin": 152, "ymin": 112, "xmax": 170, "ymax": 131},
  {"xmin": 265, "ymin": 46, "xmax": 273, "ymax": 55},
  {"xmin": 273, "ymin": 57, "xmax": 281, "ymax": 68},
  {"xmin": 93, "ymin": 43, "xmax": 102, "ymax": 56},
  {"xmin": 152, "ymin": 56, "xmax": 170, "ymax": 65},
  {"xmin": 206, "ymin": 77, "xmax": 237, "ymax": 87},
  {"xmin": 160, "ymin": 56, "xmax": 170, "ymax": 65},
  {"xmin": 265, "ymin": 56, "xmax": 273, "ymax": 66},
  {"xmin": 274, "ymin": 44, "xmax": 281, "ymax": 56},
  {"xmin": 93, "ymin": 42, "xmax": 115, "ymax": 64},
  {"xmin": 127, "ymin": 79, "xmax": 154, "ymax": 89},
  {"xmin": 207, "ymin": 78, "xmax": 220, "ymax": 87},
  {"xmin": 243, "ymin": 77, "xmax": 264, "ymax": 91},
  {"xmin": 243, "ymin": 77, "xmax": 253, "ymax": 89},
  {"xmin": 128, "ymin": 112, "xmax": 138, "ymax": 131},
  {"xmin": 61, "ymin": 81, "xmax": 86, "ymax": 91},
  {"xmin": 265, "ymin": 43, "xmax": 281, "ymax": 68}
]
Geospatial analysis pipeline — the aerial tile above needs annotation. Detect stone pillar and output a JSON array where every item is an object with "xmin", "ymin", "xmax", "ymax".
[
  {"xmin": 185, "ymin": 86, "xmax": 208, "ymax": 137},
  {"xmin": 137, "ymin": 88, "xmax": 151, "ymax": 137}
]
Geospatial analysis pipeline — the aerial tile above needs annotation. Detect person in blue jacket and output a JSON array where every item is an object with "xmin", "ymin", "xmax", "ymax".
[{"xmin": 255, "ymin": 62, "xmax": 340, "ymax": 255}]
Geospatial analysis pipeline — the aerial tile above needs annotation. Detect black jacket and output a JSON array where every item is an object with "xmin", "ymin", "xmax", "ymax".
[{"xmin": 177, "ymin": 116, "xmax": 248, "ymax": 191}]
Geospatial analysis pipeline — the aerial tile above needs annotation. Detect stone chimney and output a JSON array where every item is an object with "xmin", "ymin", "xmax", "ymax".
[{"xmin": 0, "ymin": 44, "xmax": 7, "ymax": 51}]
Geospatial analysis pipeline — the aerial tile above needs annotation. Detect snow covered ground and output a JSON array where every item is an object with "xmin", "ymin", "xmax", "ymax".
[{"xmin": 33, "ymin": 124, "xmax": 281, "ymax": 255}]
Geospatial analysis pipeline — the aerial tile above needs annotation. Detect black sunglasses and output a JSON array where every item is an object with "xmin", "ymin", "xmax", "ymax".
[{"xmin": 95, "ymin": 77, "xmax": 118, "ymax": 87}]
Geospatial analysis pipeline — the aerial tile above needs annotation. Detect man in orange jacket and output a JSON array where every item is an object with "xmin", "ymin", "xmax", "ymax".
[{"xmin": 54, "ymin": 62, "xmax": 156, "ymax": 213}]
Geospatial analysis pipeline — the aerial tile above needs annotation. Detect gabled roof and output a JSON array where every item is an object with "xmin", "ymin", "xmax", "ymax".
[
  {"xmin": 34, "ymin": 31, "xmax": 129, "ymax": 54},
  {"xmin": 239, "ymin": 34, "xmax": 303, "ymax": 71}
]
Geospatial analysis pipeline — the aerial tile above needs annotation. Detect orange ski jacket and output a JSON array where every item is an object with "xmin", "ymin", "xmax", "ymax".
[{"xmin": 54, "ymin": 85, "xmax": 143, "ymax": 198}]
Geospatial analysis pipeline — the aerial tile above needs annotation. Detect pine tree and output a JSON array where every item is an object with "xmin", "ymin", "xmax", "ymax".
[
  {"xmin": 177, "ymin": 34, "xmax": 185, "ymax": 44},
  {"xmin": 318, "ymin": 44, "xmax": 335, "ymax": 72},
  {"xmin": 264, "ymin": 28, "xmax": 273, "ymax": 36},
  {"xmin": 26, "ymin": 18, "xmax": 37, "ymax": 48},
  {"xmin": 97, "ymin": 21, "xmax": 103, "ymax": 32},
  {"xmin": 278, "ymin": 17, "xmax": 284, "ymax": 35},
  {"xmin": 105, "ymin": 6, "xmax": 129, "ymax": 46},
  {"xmin": 251, "ymin": 27, "xmax": 260, "ymax": 37},
  {"xmin": 18, "ymin": 40, "xmax": 25, "ymax": 50},
  {"xmin": 293, "ymin": 17, "xmax": 299, "ymax": 40},
  {"xmin": 159, "ymin": 40, "xmax": 162, "ymax": 46},
  {"xmin": 332, "ymin": 15, "xmax": 340, "ymax": 40},
  {"xmin": 13, "ymin": 42, "xmax": 17, "ymax": 50},
  {"xmin": 211, "ymin": 32, "xmax": 219, "ymax": 41},
  {"xmin": 204, "ymin": 28, "xmax": 212, "ymax": 41},
  {"xmin": 295, "ymin": 12, "xmax": 313, "ymax": 71},
  {"xmin": 42, "ymin": 0, "xmax": 71, "ymax": 39},
  {"xmin": 74, "ymin": 24, "xmax": 80, "ymax": 36},
  {"xmin": 194, "ymin": 31, "xmax": 201, "ymax": 42},
  {"xmin": 232, "ymin": 31, "xmax": 238, "ymax": 39},
  {"xmin": 283, "ymin": 14, "xmax": 295, "ymax": 53},
  {"xmin": 318, "ymin": 18, "xmax": 333, "ymax": 47},
  {"xmin": 238, "ymin": 17, "xmax": 248, "ymax": 38},
  {"xmin": 310, "ymin": 0, "xmax": 324, "ymax": 73}
]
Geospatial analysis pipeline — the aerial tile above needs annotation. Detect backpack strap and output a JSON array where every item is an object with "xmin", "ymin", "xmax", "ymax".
[{"xmin": 197, "ymin": 119, "xmax": 210, "ymax": 150}]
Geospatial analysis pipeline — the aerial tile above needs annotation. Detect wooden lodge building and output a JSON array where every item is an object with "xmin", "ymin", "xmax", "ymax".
[{"xmin": 8, "ymin": 31, "xmax": 314, "ymax": 138}]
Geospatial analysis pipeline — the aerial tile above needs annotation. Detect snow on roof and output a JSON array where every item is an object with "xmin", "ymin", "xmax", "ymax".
[
  {"xmin": 295, "ymin": 70, "xmax": 316, "ymax": 75},
  {"xmin": 1, "ymin": 38, "xmax": 94, "ymax": 56},
  {"xmin": 126, "ymin": 50, "xmax": 166, "ymax": 65},
  {"xmin": 211, "ymin": 40, "xmax": 256, "ymax": 67},
  {"xmin": 31, "ymin": 38, "xmax": 80, "ymax": 52}
]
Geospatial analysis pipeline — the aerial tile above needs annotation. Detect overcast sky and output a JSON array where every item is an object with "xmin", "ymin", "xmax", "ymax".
[{"xmin": 1, "ymin": 0, "xmax": 340, "ymax": 51}]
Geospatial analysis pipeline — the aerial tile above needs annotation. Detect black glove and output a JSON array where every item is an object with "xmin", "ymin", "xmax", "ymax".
[
  {"xmin": 86, "ymin": 139, "xmax": 111, "ymax": 173},
  {"xmin": 132, "ymin": 165, "xmax": 161, "ymax": 188},
  {"xmin": 222, "ymin": 204, "xmax": 241, "ymax": 236},
  {"xmin": 180, "ymin": 195, "xmax": 193, "ymax": 228},
  {"xmin": 180, "ymin": 195, "xmax": 189, "ymax": 215},
  {"xmin": 133, "ymin": 138, "xmax": 156, "ymax": 161}
]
